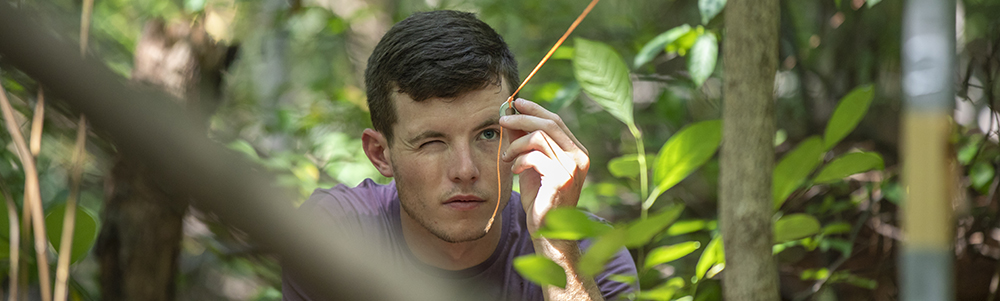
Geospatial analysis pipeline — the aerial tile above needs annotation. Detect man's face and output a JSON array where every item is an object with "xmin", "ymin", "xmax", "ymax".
[{"xmin": 388, "ymin": 82, "xmax": 514, "ymax": 243}]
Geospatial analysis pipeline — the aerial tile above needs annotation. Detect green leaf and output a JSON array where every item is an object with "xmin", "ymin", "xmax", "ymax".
[
  {"xmin": 698, "ymin": 0, "xmax": 727, "ymax": 24},
  {"xmin": 957, "ymin": 135, "xmax": 982, "ymax": 165},
  {"xmin": 668, "ymin": 28, "xmax": 702, "ymax": 56},
  {"xmin": 634, "ymin": 25, "xmax": 692, "ymax": 68},
  {"xmin": 971, "ymin": 162, "xmax": 995, "ymax": 193},
  {"xmin": 608, "ymin": 154, "xmax": 656, "ymax": 179},
  {"xmin": 645, "ymin": 241, "xmax": 701, "ymax": 269},
  {"xmin": 535, "ymin": 82, "xmax": 564, "ymax": 102},
  {"xmin": 801, "ymin": 268, "xmax": 831, "ymax": 280},
  {"xmin": 636, "ymin": 277, "xmax": 685, "ymax": 300},
  {"xmin": 537, "ymin": 207, "xmax": 612, "ymax": 240},
  {"xmin": 650, "ymin": 120, "xmax": 722, "ymax": 206},
  {"xmin": 695, "ymin": 235, "xmax": 724, "ymax": 282},
  {"xmin": 580, "ymin": 228, "xmax": 628, "ymax": 277},
  {"xmin": 821, "ymin": 222, "xmax": 852, "ymax": 235},
  {"xmin": 774, "ymin": 213, "xmax": 821, "ymax": 243},
  {"xmin": 228, "ymin": 140, "xmax": 259, "ymax": 160},
  {"xmin": 625, "ymin": 205, "xmax": 684, "ymax": 247},
  {"xmin": 513, "ymin": 254, "xmax": 567, "ymax": 288},
  {"xmin": 812, "ymin": 152, "xmax": 885, "ymax": 184},
  {"xmin": 573, "ymin": 38, "xmax": 634, "ymax": 125},
  {"xmin": 552, "ymin": 47, "xmax": 575, "ymax": 60},
  {"xmin": 824, "ymin": 85, "xmax": 874, "ymax": 150},
  {"xmin": 666, "ymin": 219, "xmax": 708, "ymax": 236},
  {"xmin": 608, "ymin": 274, "xmax": 638, "ymax": 286},
  {"xmin": 773, "ymin": 136, "xmax": 825, "ymax": 209},
  {"xmin": 687, "ymin": 33, "xmax": 718, "ymax": 87},
  {"xmin": 45, "ymin": 203, "xmax": 100, "ymax": 264}
]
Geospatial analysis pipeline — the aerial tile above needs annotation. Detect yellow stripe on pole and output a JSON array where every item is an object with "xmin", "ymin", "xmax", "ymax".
[{"xmin": 901, "ymin": 112, "xmax": 952, "ymax": 249}]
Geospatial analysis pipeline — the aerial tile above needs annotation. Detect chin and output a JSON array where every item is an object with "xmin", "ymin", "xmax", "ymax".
[{"xmin": 434, "ymin": 224, "xmax": 489, "ymax": 243}]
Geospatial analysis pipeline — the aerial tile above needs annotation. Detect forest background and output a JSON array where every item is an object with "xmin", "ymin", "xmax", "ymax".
[{"xmin": 0, "ymin": 0, "xmax": 998, "ymax": 300}]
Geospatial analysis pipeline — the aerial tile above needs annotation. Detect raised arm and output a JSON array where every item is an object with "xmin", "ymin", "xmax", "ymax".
[{"xmin": 500, "ymin": 98, "xmax": 604, "ymax": 301}]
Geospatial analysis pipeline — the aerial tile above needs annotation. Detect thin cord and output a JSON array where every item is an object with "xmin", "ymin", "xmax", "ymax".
[{"xmin": 485, "ymin": 0, "xmax": 600, "ymax": 233}]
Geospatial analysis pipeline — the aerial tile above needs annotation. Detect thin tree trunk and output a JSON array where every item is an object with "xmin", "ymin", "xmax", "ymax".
[
  {"xmin": 94, "ymin": 19, "xmax": 227, "ymax": 300},
  {"xmin": 719, "ymin": 0, "xmax": 781, "ymax": 300}
]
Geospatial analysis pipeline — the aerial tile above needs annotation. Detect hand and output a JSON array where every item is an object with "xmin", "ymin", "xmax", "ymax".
[{"xmin": 500, "ymin": 98, "xmax": 590, "ymax": 234}]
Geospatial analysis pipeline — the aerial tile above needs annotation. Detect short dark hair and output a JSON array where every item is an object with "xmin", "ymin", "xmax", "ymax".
[{"xmin": 365, "ymin": 10, "xmax": 519, "ymax": 142}]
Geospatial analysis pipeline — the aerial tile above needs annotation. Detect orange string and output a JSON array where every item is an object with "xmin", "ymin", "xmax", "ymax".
[{"xmin": 485, "ymin": 0, "xmax": 600, "ymax": 233}]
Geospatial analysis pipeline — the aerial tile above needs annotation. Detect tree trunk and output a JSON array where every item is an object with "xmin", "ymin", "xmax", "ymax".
[
  {"xmin": 719, "ymin": 0, "xmax": 781, "ymax": 300},
  {"xmin": 94, "ymin": 19, "xmax": 227, "ymax": 301}
]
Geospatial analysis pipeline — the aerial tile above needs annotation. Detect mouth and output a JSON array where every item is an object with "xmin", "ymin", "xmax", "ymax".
[{"xmin": 443, "ymin": 195, "xmax": 486, "ymax": 211}]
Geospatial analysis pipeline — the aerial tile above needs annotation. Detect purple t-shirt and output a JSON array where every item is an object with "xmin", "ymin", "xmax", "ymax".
[{"xmin": 282, "ymin": 179, "xmax": 638, "ymax": 301}]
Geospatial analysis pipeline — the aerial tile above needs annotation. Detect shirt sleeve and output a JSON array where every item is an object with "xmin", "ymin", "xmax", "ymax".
[{"xmin": 594, "ymin": 246, "xmax": 638, "ymax": 301}]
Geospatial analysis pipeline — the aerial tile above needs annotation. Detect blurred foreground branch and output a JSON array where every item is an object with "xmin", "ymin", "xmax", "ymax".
[{"xmin": 0, "ymin": 6, "xmax": 463, "ymax": 301}]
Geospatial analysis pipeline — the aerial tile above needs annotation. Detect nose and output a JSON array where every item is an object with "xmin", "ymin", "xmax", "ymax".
[{"xmin": 449, "ymin": 143, "xmax": 479, "ymax": 183}]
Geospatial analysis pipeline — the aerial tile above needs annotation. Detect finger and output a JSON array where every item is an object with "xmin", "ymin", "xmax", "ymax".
[
  {"xmin": 504, "ymin": 131, "xmax": 575, "ymax": 176},
  {"xmin": 511, "ymin": 150, "xmax": 571, "ymax": 184},
  {"xmin": 501, "ymin": 111, "xmax": 579, "ymax": 154},
  {"xmin": 509, "ymin": 98, "xmax": 587, "ymax": 155},
  {"xmin": 504, "ymin": 130, "xmax": 557, "ymax": 162},
  {"xmin": 512, "ymin": 152, "xmax": 560, "ymax": 218}
]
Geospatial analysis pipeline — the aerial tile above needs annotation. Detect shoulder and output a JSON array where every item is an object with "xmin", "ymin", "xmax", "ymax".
[{"xmin": 301, "ymin": 179, "xmax": 397, "ymax": 217}]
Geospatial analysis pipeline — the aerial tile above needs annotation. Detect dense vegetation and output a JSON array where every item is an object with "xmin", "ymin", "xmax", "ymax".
[{"xmin": 0, "ymin": 0, "xmax": 998, "ymax": 300}]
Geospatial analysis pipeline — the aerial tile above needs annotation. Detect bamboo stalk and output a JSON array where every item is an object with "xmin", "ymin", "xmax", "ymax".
[
  {"xmin": 52, "ymin": 116, "xmax": 86, "ymax": 301},
  {"xmin": 0, "ymin": 182, "xmax": 19, "ymax": 301},
  {"xmin": 0, "ymin": 79, "xmax": 52, "ymax": 301},
  {"xmin": 79, "ymin": 0, "xmax": 94, "ymax": 54},
  {"xmin": 29, "ymin": 87, "xmax": 43, "ymax": 157}
]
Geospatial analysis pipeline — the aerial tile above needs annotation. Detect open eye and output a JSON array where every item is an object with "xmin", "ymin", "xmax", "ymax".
[{"xmin": 479, "ymin": 129, "xmax": 500, "ymax": 140}]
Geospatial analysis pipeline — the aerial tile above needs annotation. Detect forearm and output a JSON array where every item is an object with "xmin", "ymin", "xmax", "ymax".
[{"xmin": 532, "ymin": 238, "xmax": 604, "ymax": 301}]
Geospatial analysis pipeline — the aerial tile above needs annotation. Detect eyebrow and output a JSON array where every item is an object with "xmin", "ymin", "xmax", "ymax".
[{"xmin": 404, "ymin": 117, "xmax": 500, "ymax": 145}]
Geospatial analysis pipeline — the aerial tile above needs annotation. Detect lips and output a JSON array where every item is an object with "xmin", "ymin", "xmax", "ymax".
[{"xmin": 444, "ymin": 195, "xmax": 486, "ymax": 211}]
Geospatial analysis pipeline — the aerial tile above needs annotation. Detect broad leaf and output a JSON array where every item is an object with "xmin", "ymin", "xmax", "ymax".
[
  {"xmin": 608, "ymin": 154, "xmax": 656, "ymax": 179},
  {"xmin": 774, "ymin": 213, "xmax": 821, "ymax": 243},
  {"xmin": 971, "ymin": 162, "xmax": 996, "ymax": 193},
  {"xmin": 636, "ymin": 277, "xmax": 685, "ymax": 301},
  {"xmin": 688, "ymin": 33, "xmax": 718, "ymax": 87},
  {"xmin": 645, "ymin": 241, "xmax": 701, "ymax": 269},
  {"xmin": 634, "ymin": 25, "xmax": 692, "ymax": 68},
  {"xmin": 537, "ymin": 207, "xmax": 612, "ymax": 240},
  {"xmin": 773, "ymin": 136, "xmax": 825, "ymax": 209},
  {"xmin": 573, "ymin": 38, "xmax": 634, "ymax": 125},
  {"xmin": 821, "ymin": 222, "xmax": 852, "ymax": 235},
  {"xmin": 698, "ymin": 0, "xmax": 727, "ymax": 24},
  {"xmin": 824, "ymin": 85, "xmax": 874, "ymax": 150},
  {"xmin": 551, "ymin": 47, "xmax": 575, "ymax": 60},
  {"xmin": 650, "ymin": 120, "xmax": 722, "ymax": 206},
  {"xmin": 45, "ymin": 203, "xmax": 100, "ymax": 264},
  {"xmin": 666, "ymin": 219, "xmax": 708, "ymax": 236},
  {"xmin": 668, "ymin": 28, "xmax": 702, "ymax": 56},
  {"xmin": 580, "ymin": 228, "xmax": 628, "ymax": 277},
  {"xmin": 695, "ymin": 235, "xmax": 724, "ymax": 282},
  {"xmin": 813, "ymin": 152, "xmax": 884, "ymax": 184},
  {"xmin": 513, "ymin": 255, "xmax": 567, "ymax": 288},
  {"xmin": 625, "ymin": 205, "xmax": 684, "ymax": 247}
]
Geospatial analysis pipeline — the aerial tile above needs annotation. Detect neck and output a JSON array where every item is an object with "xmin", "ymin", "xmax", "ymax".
[{"xmin": 399, "ymin": 208, "xmax": 503, "ymax": 271}]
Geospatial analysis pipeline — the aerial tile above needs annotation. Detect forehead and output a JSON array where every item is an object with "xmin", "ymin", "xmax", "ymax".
[{"xmin": 391, "ymin": 82, "xmax": 510, "ymax": 140}]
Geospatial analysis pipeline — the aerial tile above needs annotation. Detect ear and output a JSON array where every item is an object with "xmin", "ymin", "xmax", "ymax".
[{"xmin": 362, "ymin": 128, "xmax": 394, "ymax": 178}]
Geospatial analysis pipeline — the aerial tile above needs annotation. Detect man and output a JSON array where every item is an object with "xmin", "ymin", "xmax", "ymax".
[{"xmin": 282, "ymin": 10, "xmax": 637, "ymax": 301}]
